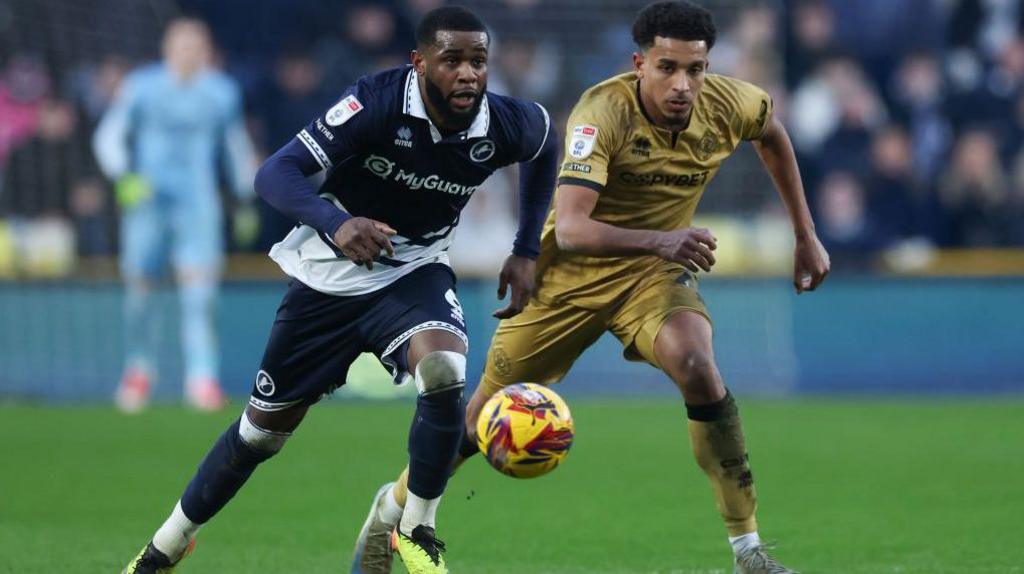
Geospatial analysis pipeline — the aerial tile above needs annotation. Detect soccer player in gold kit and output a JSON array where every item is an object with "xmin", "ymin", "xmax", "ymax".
[{"xmin": 351, "ymin": 2, "xmax": 829, "ymax": 573}]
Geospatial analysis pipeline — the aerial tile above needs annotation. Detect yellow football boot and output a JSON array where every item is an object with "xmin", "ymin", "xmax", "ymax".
[
  {"xmin": 391, "ymin": 525, "xmax": 447, "ymax": 574},
  {"xmin": 121, "ymin": 540, "xmax": 194, "ymax": 574}
]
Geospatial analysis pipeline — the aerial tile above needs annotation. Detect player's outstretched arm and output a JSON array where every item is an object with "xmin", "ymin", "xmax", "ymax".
[
  {"xmin": 752, "ymin": 116, "xmax": 831, "ymax": 293},
  {"xmin": 554, "ymin": 183, "xmax": 717, "ymax": 272},
  {"xmin": 254, "ymin": 139, "xmax": 351, "ymax": 240},
  {"xmin": 220, "ymin": 83, "xmax": 258, "ymax": 202},
  {"xmin": 92, "ymin": 75, "xmax": 136, "ymax": 181},
  {"xmin": 494, "ymin": 121, "xmax": 560, "ymax": 319}
]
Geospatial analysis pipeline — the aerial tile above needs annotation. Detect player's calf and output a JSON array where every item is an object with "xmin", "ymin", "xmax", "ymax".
[
  {"xmin": 391, "ymin": 355, "xmax": 464, "ymax": 573},
  {"xmin": 455, "ymin": 427, "xmax": 479, "ymax": 460},
  {"xmin": 353, "ymin": 352, "xmax": 477, "ymax": 573},
  {"xmin": 179, "ymin": 411, "xmax": 290, "ymax": 524},
  {"xmin": 403, "ymin": 351, "xmax": 466, "ymax": 533},
  {"xmin": 136, "ymin": 410, "xmax": 294, "ymax": 565},
  {"xmin": 687, "ymin": 390, "xmax": 758, "ymax": 536}
]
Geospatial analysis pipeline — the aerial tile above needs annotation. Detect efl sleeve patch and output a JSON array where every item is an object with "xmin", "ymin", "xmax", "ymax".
[
  {"xmin": 568, "ymin": 124, "xmax": 598, "ymax": 159},
  {"xmin": 325, "ymin": 95, "xmax": 364, "ymax": 126}
]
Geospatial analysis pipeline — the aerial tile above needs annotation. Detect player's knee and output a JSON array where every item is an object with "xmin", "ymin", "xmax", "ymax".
[
  {"xmin": 668, "ymin": 350, "xmax": 720, "ymax": 397},
  {"xmin": 180, "ymin": 280, "xmax": 217, "ymax": 319},
  {"xmin": 414, "ymin": 350, "xmax": 467, "ymax": 396},
  {"xmin": 239, "ymin": 411, "xmax": 291, "ymax": 454}
]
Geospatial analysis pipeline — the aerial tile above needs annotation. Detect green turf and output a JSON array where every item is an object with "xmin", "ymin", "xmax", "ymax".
[{"xmin": 2, "ymin": 398, "xmax": 1022, "ymax": 573}]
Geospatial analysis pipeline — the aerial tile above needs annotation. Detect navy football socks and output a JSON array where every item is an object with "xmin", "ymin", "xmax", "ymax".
[
  {"xmin": 180, "ymin": 418, "xmax": 275, "ymax": 524},
  {"xmin": 406, "ymin": 388, "xmax": 465, "ymax": 499}
]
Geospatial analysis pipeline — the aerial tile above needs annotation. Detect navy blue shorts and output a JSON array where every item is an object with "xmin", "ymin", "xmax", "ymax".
[{"xmin": 248, "ymin": 263, "xmax": 468, "ymax": 412}]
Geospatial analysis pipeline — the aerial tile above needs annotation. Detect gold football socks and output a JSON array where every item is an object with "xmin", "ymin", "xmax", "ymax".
[{"xmin": 686, "ymin": 390, "xmax": 758, "ymax": 537}]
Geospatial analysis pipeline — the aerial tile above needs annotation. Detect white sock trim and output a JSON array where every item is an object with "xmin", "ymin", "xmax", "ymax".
[
  {"xmin": 239, "ymin": 412, "xmax": 290, "ymax": 452},
  {"xmin": 378, "ymin": 485, "xmax": 404, "ymax": 526},
  {"xmin": 729, "ymin": 531, "xmax": 761, "ymax": 556},
  {"xmin": 152, "ymin": 501, "xmax": 201, "ymax": 561},
  {"xmin": 400, "ymin": 492, "xmax": 441, "ymax": 534}
]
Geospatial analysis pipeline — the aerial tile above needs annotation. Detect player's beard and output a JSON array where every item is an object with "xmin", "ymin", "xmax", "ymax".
[
  {"xmin": 661, "ymin": 98, "xmax": 693, "ymax": 129},
  {"xmin": 424, "ymin": 74, "xmax": 485, "ymax": 132}
]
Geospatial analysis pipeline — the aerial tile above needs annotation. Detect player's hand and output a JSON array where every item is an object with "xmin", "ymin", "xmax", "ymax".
[
  {"xmin": 114, "ymin": 173, "xmax": 152, "ymax": 209},
  {"xmin": 493, "ymin": 254, "xmax": 536, "ymax": 319},
  {"xmin": 793, "ymin": 233, "xmax": 830, "ymax": 293},
  {"xmin": 332, "ymin": 217, "xmax": 396, "ymax": 270},
  {"xmin": 653, "ymin": 227, "xmax": 717, "ymax": 273},
  {"xmin": 232, "ymin": 201, "xmax": 260, "ymax": 249}
]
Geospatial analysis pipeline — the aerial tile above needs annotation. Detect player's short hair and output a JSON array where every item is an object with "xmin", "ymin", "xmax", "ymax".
[
  {"xmin": 632, "ymin": 1, "xmax": 717, "ymax": 51},
  {"xmin": 415, "ymin": 6, "xmax": 489, "ymax": 48}
]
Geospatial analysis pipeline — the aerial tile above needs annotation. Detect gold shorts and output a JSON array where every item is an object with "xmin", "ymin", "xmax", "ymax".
[{"xmin": 480, "ymin": 269, "xmax": 710, "ymax": 395}]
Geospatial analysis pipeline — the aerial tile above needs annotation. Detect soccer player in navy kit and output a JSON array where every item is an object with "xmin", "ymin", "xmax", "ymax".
[{"xmin": 122, "ymin": 8, "xmax": 557, "ymax": 574}]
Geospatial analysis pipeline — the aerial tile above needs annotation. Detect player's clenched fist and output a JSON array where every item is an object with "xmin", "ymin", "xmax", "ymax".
[
  {"xmin": 653, "ymin": 227, "xmax": 718, "ymax": 273},
  {"xmin": 333, "ymin": 217, "xmax": 396, "ymax": 270}
]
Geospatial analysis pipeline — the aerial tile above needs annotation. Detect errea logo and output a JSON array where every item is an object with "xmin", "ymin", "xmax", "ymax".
[
  {"xmin": 632, "ymin": 137, "xmax": 652, "ymax": 157},
  {"xmin": 445, "ymin": 289, "xmax": 465, "ymax": 325},
  {"xmin": 394, "ymin": 126, "xmax": 413, "ymax": 148}
]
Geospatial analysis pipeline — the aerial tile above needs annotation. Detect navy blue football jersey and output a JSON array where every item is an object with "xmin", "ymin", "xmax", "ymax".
[{"xmin": 269, "ymin": 66, "xmax": 551, "ymax": 295}]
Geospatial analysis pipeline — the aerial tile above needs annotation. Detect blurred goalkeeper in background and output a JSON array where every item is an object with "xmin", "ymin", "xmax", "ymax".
[{"xmin": 93, "ymin": 17, "xmax": 259, "ymax": 412}]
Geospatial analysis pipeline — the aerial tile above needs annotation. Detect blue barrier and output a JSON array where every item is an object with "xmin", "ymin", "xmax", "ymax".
[{"xmin": 0, "ymin": 277, "xmax": 1021, "ymax": 401}]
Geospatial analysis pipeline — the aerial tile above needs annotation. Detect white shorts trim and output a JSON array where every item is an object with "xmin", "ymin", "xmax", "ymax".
[
  {"xmin": 248, "ymin": 396, "xmax": 305, "ymax": 412},
  {"xmin": 380, "ymin": 321, "xmax": 468, "ymax": 386}
]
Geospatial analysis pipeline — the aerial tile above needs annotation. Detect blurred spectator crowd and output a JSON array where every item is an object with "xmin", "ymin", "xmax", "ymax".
[{"xmin": 1, "ymin": 0, "xmax": 1023, "ymax": 278}]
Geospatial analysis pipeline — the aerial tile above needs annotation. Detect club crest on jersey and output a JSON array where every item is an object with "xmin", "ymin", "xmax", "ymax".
[
  {"xmin": 569, "ymin": 124, "xmax": 598, "ymax": 159},
  {"xmin": 469, "ymin": 139, "xmax": 496, "ymax": 163},
  {"xmin": 491, "ymin": 346, "xmax": 512, "ymax": 377},
  {"xmin": 394, "ymin": 126, "xmax": 413, "ymax": 148},
  {"xmin": 255, "ymin": 370, "xmax": 275, "ymax": 396},
  {"xmin": 325, "ymin": 95, "xmax": 363, "ymax": 126},
  {"xmin": 695, "ymin": 129, "xmax": 720, "ymax": 161},
  {"xmin": 364, "ymin": 154, "xmax": 395, "ymax": 179}
]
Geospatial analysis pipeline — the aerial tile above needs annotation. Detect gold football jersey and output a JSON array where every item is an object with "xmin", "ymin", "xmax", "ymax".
[{"xmin": 534, "ymin": 72, "xmax": 773, "ymax": 308}]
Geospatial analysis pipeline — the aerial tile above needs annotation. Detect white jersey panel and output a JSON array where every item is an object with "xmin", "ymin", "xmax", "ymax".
[{"xmin": 269, "ymin": 225, "xmax": 455, "ymax": 296}]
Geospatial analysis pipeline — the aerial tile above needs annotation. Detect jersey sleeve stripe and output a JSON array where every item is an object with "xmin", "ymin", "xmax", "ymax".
[
  {"xmin": 297, "ymin": 129, "xmax": 333, "ymax": 170},
  {"xmin": 557, "ymin": 176, "xmax": 604, "ymax": 192},
  {"xmin": 527, "ymin": 103, "xmax": 551, "ymax": 162}
]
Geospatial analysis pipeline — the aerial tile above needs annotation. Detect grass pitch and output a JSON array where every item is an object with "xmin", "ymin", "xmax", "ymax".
[{"xmin": 2, "ymin": 398, "xmax": 1021, "ymax": 573}]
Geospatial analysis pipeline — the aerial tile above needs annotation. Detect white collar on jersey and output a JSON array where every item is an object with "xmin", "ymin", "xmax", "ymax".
[{"xmin": 403, "ymin": 67, "xmax": 490, "ymax": 144}]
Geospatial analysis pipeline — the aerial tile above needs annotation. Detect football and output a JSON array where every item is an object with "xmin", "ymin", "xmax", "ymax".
[{"xmin": 475, "ymin": 383, "xmax": 575, "ymax": 478}]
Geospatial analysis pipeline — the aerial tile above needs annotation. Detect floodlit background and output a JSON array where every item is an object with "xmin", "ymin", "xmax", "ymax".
[{"xmin": 1, "ymin": 0, "xmax": 1021, "ymax": 400}]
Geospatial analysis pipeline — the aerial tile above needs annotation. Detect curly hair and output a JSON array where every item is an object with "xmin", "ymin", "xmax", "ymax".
[{"xmin": 632, "ymin": 1, "xmax": 717, "ymax": 51}]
